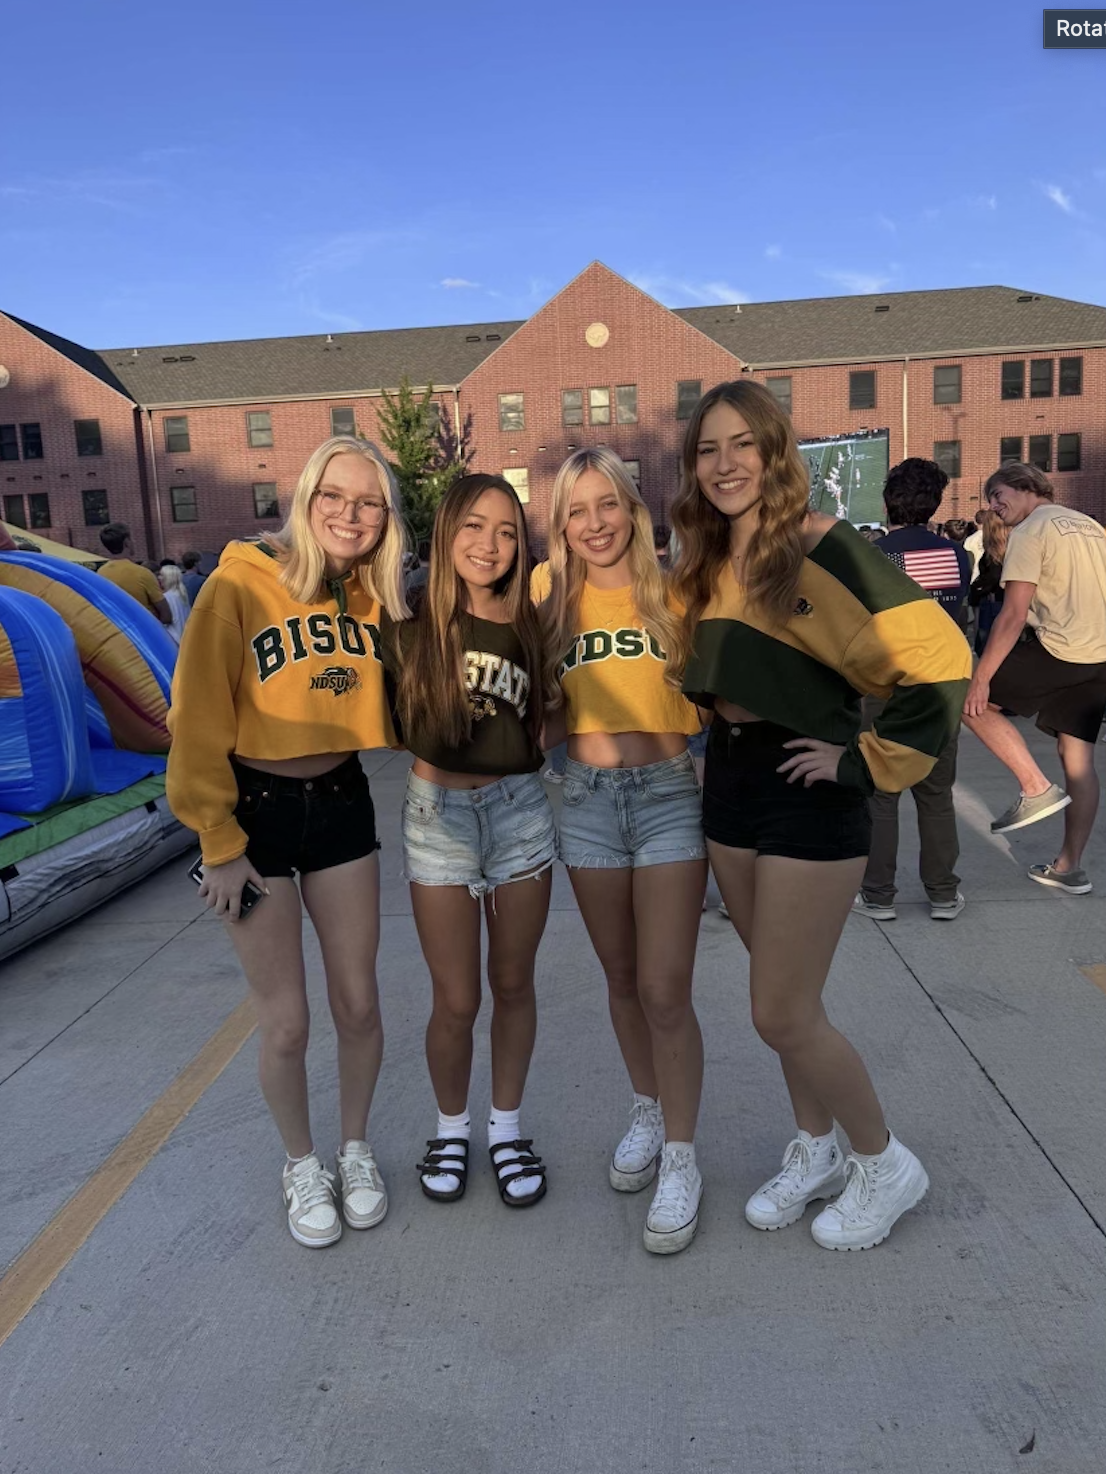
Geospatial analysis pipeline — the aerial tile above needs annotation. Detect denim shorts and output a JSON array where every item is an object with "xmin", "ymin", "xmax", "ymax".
[
  {"xmin": 557, "ymin": 750, "xmax": 707, "ymax": 870},
  {"xmin": 231, "ymin": 754, "xmax": 379, "ymax": 879},
  {"xmin": 402, "ymin": 770, "xmax": 556, "ymax": 897}
]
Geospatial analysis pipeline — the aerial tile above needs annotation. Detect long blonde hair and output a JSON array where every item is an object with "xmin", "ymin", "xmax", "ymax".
[
  {"xmin": 396, "ymin": 474, "xmax": 553, "ymax": 751},
  {"xmin": 978, "ymin": 507, "xmax": 1009, "ymax": 564},
  {"xmin": 670, "ymin": 380, "xmax": 811, "ymax": 679},
  {"xmin": 264, "ymin": 435, "xmax": 409, "ymax": 618},
  {"xmin": 544, "ymin": 448, "xmax": 681, "ymax": 694}
]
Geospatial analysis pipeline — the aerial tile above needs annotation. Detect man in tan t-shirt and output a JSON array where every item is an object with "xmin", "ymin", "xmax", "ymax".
[
  {"xmin": 963, "ymin": 463, "xmax": 1106, "ymax": 894},
  {"xmin": 97, "ymin": 522, "xmax": 172, "ymax": 626}
]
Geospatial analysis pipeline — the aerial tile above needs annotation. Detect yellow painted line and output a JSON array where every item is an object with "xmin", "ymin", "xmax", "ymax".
[
  {"xmin": 0, "ymin": 998, "xmax": 256, "ymax": 1348},
  {"xmin": 1079, "ymin": 964, "xmax": 1106, "ymax": 997}
]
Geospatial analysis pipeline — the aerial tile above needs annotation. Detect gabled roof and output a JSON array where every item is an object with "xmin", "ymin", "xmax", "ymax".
[
  {"xmin": 94, "ymin": 320, "xmax": 525, "ymax": 407},
  {"xmin": 676, "ymin": 286, "xmax": 1106, "ymax": 367},
  {"xmin": 5, "ymin": 313, "xmax": 135, "ymax": 400}
]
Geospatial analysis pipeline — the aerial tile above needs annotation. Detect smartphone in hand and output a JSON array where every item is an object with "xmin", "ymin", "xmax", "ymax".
[{"xmin": 188, "ymin": 856, "xmax": 266, "ymax": 918}]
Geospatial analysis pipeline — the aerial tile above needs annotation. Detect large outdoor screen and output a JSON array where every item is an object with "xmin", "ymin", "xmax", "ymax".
[{"xmin": 801, "ymin": 429, "xmax": 890, "ymax": 527}]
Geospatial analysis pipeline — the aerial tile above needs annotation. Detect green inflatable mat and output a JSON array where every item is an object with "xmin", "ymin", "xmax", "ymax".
[{"xmin": 0, "ymin": 775, "xmax": 171, "ymax": 870}]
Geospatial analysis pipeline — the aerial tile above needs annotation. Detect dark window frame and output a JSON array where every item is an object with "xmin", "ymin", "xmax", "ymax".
[
  {"xmin": 28, "ymin": 491, "xmax": 51, "ymax": 529},
  {"xmin": 164, "ymin": 415, "xmax": 191, "ymax": 453},
  {"xmin": 999, "ymin": 436, "xmax": 1023, "ymax": 464},
  {"xmin": 933, "ymin": 365, "xmax": 962, "ymax": 405},
  {"xmin": 1057, "ymin": 433, "xmax": 1081, "ymax": 473},
  {"xmin": 676, "ymin": 380, "xmax": 701, "ymax": 420},
  {"xmin": 81, "ymin": 489, "xmax": 110, "ymax": 526},
  {"xmin": 497, "ymin": 392, "xmax": 525, "ymax": 433},
  {"xmin": 253, "ymin": 481, "xmax": 280, "ymax": 519},
  {"xmin": 1029, "ymin": 359, "xmax": 1053, "ymax": 398},
  {"xmin": 330, "ymin": 406, "xmax": 356, "ymax": 438},
  {"xmin": 501, "ymin": 467, "xmax": 530, "ymax": 504},
  {"xmin": 615, "ymin": 385, "xmax": 638, "ymax": 425},
  {"xmin": 19, "ymin": 423, "xmax": 43, "ymax": 460},
  {"xmin": 170, "ymin": 484, "xmax": 198, "ymax": 523},
  {"xmin": 246, "ymin": 411, "xmax": 273, "ymax": 449},
  {"xmin": 561, "ymin": 389, "xmax": 583, "ymax": 427},
  {"xmin": 588, "ymin": 387, "xmax": 611, "ymax": 426},
  {"xmin": 0, "ymin": 424, "xmax": 19, "ymax": 462},
  {"xmin": 1028, "ymin": 434, "xmax": 1051, "ymax": 472},
  {"xmin": 1001, "ymin": 361, "xmax": 1025, "ymax": 400},
  {"xmin": 3, "ymin": 493, "xmax": 26, "ymax": 528},
  {"xmin": 849, "ymin": 370, "xmax": 876, "ymax": 410},
  {"xmin": 1059, "ymin": 357, "xmax": 1083, "ymax": 397},
  {"xmin": 933, "ymin": 440, "xmax": 962, "ymax": 479},
  {"xmin": 75, "ymin": 418, "xmax": 104, "ymax": 456},
  {"xmin": 766, "ymin": 377, "xmax": 793, "ymax": 414}
]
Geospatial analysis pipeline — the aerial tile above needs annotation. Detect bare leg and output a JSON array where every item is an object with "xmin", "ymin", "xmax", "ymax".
[
  {"xmin": 1055, "ymin": 733, "xmax": 1100, "ymax": 871},
  {"xmin": 301, "ymin": 853, "xmax": 383, "ymax": 1146},
  {"xmin": 568, "ymin": 867, "xmax": 655, "ymax": 1096},
  {"xmin": 709, "ymin": 842, "xmax": 834, "ymax": 1137},
  {"xmin": 225, "ymin": 878, "xmax": 312, "ymax": 1157},
  {"xmin": 484, "ymin": 870, "xmax": 552, "ymax": 1110},
  {"xmin": 410, "ymin": 883, "xmax": 482, "ymax": 1114},
  {"xmin": 963, "ymin": 706, "xmax": 1051, "ymax": 795},
  {"xmin": 632, "ymin": 860, "xmax": 707, "ymax": 1141}
]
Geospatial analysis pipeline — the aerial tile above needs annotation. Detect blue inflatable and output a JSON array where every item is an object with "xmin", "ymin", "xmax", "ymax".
[{"xmin": 0, "ymin": 586, "xmax": 95, "ymax": 811}]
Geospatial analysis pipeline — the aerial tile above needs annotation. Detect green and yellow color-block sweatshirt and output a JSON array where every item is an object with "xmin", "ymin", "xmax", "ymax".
[{"xmin": 683, "ymin": 520, "xmax": 971, "ymax": 794}]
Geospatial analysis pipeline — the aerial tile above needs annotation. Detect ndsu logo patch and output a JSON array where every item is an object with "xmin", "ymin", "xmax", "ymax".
[{"xmin": 310, "ymin": 665, "xmax": 362, "ymax": 696}]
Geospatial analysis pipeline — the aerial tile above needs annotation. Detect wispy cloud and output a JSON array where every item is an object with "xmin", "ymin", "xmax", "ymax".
[
  {"xmin": 0, "ymin": 170, "xmax": 163, "ymax": 214},
  {"xmin": 1043, "ymin": 182, "xmax": 1075, "ymax": 214},
  {"xmin": 287, "ymin": 228, "xmax": 423, "ymax": 286},
  {"xmin": 630, "ymin": 273, "xmax": 749, "ymax": 306},
  {"xmin": 138, "ymin": 146, "xmax": 198, "ymax": 165},
  {"xmin": 818, "ymin": 269, "xmax": 893, "ymax": 295},
  {"xmin": 297, "ymin": 295, "xmax": 365, "ymax": 332},
  {"xmin": 440, "ymin": 277, "xmax": 480, "ymax": 289},
  {"xmin": 764, "ymin": 244, "xmax": 782, "ymax": 259},
  {"xmin": 876, "ymin": 214, "xmax": 897, "ymax": 234},
  {"xmin": 976, "ymin": 194, "xmax": 998, "ymax": 211}
]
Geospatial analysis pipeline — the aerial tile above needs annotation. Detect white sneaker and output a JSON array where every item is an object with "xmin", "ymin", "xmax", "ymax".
[
  {"xmin": 852, "ymin": 893, "xmax": 897, "ymax": 921},
  {"xmin": 810, "ymin": 1133, "xmax": 929, "ymax": 1251},
  {"xmin": 929, "ymin": 893, "xmax": 965, "ymax": 920},
  {"xmin": 542, "ymin": 767, "xmax": 564, "ymax": 784},
  {"xmin": 744, "ymin": 1131, "xmax": 846, "ymax": 1230},
  {"xmin": 282, "ymin": 1153, "xmax": 342, "ymax": 1248},
  {"xmin": 336, "ymin": 1140, "xmax": 388, "ymax": 1229},
  {"xmin": 609, "ymin": 1097, "xmax": 665, "ymax": 1192},
  {"xmin": 643, "ymin": 1144, "xmax": 702, "ymax": 1255}
]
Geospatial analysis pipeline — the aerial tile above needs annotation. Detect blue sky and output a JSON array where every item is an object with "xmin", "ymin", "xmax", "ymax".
[{"xmin": 2, "ymin": 0, "xmax": 1103, "ymax": 348}]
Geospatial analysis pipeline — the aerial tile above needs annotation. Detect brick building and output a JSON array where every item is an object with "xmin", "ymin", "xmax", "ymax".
[{"xmin": 1, "ymin": 261, "xmax": 1103, "ymax": 559}]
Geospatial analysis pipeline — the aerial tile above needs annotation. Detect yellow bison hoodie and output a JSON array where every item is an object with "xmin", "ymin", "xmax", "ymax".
[{"xmin": 167, "ymin": 540, "xmax": 397, "ymax": 865}]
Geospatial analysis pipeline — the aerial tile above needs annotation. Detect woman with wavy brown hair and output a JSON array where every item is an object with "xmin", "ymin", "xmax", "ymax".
[{"xmin": 671, "ymin": 381, "xmax": 969, "ymax": 1252}]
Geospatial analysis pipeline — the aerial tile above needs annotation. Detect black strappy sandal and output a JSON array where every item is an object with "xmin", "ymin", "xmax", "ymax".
[
  {"xmin": 416, "ymin": 1138, "xmax": 469, "ymax": 1202},
  {"xmin": 489, "ymin": 1138, "xmax": 547, "ymax": 1208}
]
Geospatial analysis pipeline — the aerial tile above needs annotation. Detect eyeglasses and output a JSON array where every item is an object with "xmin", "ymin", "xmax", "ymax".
[{"xmin": 313, "ymin": 490, "xmax": 388, "ymax": 525}]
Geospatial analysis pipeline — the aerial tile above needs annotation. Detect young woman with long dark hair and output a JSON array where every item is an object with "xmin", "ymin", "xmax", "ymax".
[
  {"xmin": 671, "ymin": 382, "xmax": 970, "ymax": 1250},
  {"xmin": 543, "ymin": 448, "xmax": 707, "ymax": 1253},
  {"xmin": 391, "ymin": 474, "xmax": 557, "ymax": 1208},
  {"xmin": 167, "ymin": 435, "xmax": 409, "ymax": 1248}
]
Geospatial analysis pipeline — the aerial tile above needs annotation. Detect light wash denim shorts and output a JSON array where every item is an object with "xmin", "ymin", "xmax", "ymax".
[
  {"xmin": 557, "ymin": 750, "xmax": 707, "ymax": 870},
  {"xmin": 402, "ymin": 770, "xmax": 556, "ymax": 897}
]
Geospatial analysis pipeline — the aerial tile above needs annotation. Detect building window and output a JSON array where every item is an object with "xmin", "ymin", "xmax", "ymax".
[
  {"xmin": 1059, "ymin": 357, "xmax": 1083, "ymax": 397},
  {"xmin": 589, "ymin": 387, "xmax": 611, "ymax": 426},
  {"xmin": 75, "ymin": 419, "xmax": 103, "ymax": 456},
  {"xmin": 28, "ymin": 492, "xmax": 51, "ymax": 529},
  {"xmin": 424, "ymin": 400, "xmax": 442, "ymax": 439},
  {"xmin": 999, "ymin": 436, "xmax": 1023, "ymax": 463},
  {"xmin": 561, "ymin": 389, "xmax": 583, "ymax": 427},
  {"xmin": 1057, "ymin": 433, "xmax": 1081, "ymax": 472},
  {"xmin": 1030, "ymin": 360, "xmax": 1053, "ymax": 398},
  {"xmin": 497, "ymin": 393, "xmax": 524, "ymax": 432},
  {"xmin": 164, "ymin": 415, "xmax": 191, "ymax": 453},
  {"xmin": 622, "ymin": 459, "xmax": 641, "ymax": 488},
  {"xmin": 1001, "ymin": 361, "xmax": 1024, "ymax": 400},
  {"xmin": 331, "ymin": 406, "xmax": 356, "ymax": 437},
  {"xmin": 253, "ymin": 482, "xmax": 280, "ymax": 519},
  {"xmin": 766, "ymin": 377, "xmax": 792, "ymax": 414},
  {"xmin": 676, "ymin": 381, "xmax": 701, "ymax": 420},
  {"xmin": 1028, "ymin": 435, "xmax": 1051, "ymax": 472},
  {"xmin": 933, "ymin": 366, "xmax": 962, "ymax": 405},
  {"xmin": 82, "ymin": 489, "xmax": 109, "ymax": 525},
  {"xmin": 501, "ymin": 467, "xmax": 530, "ymax": 504},
  {"xmin": 615, "ymin": 385, "xmax": 638, "ymax": 424},
  {"xmin": 171, "ymin": 485, "xmax": 198, "ymax": 522},
  {"xmin": 20, "ymin": 423, "xmax": 43, "ymax": 460},
  {"xmin": 3, "ymin": 494, "xmax": 26, "ymax": 528},
  {"xmin": 247, "ymin": 411, "xmax": 273, "ymax": 448},
  {"xmin": 933, "ymin": 440, "xmax": 961, "ymax": 479},
  {"xmin": 0, "ymin": 425, "xmax": 19, "ymax": 462},
  {"xmin": 849, "ymin": 371, "xmax": 876, "ymax": 410}
]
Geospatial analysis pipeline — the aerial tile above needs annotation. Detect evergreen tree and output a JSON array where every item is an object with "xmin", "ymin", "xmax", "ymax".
[{"xmin": 376, "ymin": 376, "xmax": 474, "ymax": 541}]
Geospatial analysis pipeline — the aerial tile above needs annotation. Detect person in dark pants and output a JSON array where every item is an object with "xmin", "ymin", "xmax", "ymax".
[{"xmin": 853, "ymin": 459, "xmax": 971, "ymax": 922}]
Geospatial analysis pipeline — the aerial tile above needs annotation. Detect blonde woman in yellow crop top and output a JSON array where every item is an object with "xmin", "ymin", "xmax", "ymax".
[
  {"xmin": 543, "ymin": 447, "xmax": 707, "ymax": 1256},
  {"xmin": 167, "ymin": 435, "xmax": 409, "ymax": 1251}
]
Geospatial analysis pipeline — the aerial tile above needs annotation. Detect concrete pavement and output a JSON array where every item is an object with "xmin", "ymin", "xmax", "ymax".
[{"xmin": 1, "ymin": 729, "xmax": 1105, "ymax": 1473}]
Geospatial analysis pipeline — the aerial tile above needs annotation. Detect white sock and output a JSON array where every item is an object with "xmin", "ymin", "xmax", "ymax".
[
  {"xmin": 488, "ymin": 1106, "xmax": 542, "ymax": 1201},
  {"xmin": 286, "ymin": 1148, "xmax": 316, "ymax": 1168},
  {"xmin": 420, "ymin": 1109, "xmax": 470, "ymax": 1194}
]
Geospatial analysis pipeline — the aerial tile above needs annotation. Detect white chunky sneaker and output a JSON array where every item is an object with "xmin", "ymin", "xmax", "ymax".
[
  {"xmin": 336, "ymin": 1141, "xmax": 388, "ymax": 1229},
  {"xmin": 282, "ymin": 1153, "xmax": 342, "ymax": 1248},
  {"xmin": 744, "ymin": 1131, "xmax": 846, "ymax": 1230},
  {"xmin": 810, "ymin": 1133, "xmax": 929, "ymax": 1251},
  {"xmin": 609, "ymin": 1096, "xmax": 665, "ymax": 1192},
  {"xmin": 643, "ymin": 1144, "xmax": 702, "ymax": 1255}
]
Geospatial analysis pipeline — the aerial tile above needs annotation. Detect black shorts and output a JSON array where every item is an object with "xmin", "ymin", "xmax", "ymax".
[
  {"xmin": 703, "ymin": 718, "xmax": 871, "ymax": 862},
  {"xmin": 989, "ymin": 634, "xmax": 1106, "ymax": 743},
  {"xmin": 232, "ymin": 754, "xmax": 380, "ymax": 879}
]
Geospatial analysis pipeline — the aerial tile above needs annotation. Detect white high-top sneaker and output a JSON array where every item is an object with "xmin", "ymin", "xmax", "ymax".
[
  {"xmin": 810, "ymin": 1134, "xmax": 929, "ymax": 1250},
  {"xmin": 744, "ymin": 1131, "xmax": 846, "ymax": 1231},
  {"xmin": 643, "ymin": 1144, "xmax": 702, "ymax": 1255},
  {"xmin": 609, "ymin": 1097, "xmax": 665, "ymax": 1192}
]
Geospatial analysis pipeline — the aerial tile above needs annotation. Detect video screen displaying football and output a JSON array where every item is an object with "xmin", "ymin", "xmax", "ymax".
[{"xmin": 801, "ymin": 430, "xmax": 890, "ymax": 527}]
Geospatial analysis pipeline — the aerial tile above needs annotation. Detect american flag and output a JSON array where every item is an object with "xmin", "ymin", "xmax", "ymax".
[{"xmin": 889, "ymin": 546, "xmax": 963, "ymax": 593}]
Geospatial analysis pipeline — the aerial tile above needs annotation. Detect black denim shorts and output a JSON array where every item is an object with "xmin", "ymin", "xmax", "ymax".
[
  {"xmin": 232, "ymin": 753, "xmax": 380, "ymax": 878},
  {"xmin": 703, "ymin": 718, "xmax": 871, "ymax": 862},
  {"xmin": 989, "ymin": 633, "xmax": 1106, "ymax": 744}
]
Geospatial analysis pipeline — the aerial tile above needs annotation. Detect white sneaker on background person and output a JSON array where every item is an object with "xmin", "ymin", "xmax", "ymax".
[
  {"xmin": 810, "ymin": 1134, "xmax": 928, "ymax": 1251},
  {"xmin": 744, "ymin": 1130, "xmax": 845, "ymax": 1230}
]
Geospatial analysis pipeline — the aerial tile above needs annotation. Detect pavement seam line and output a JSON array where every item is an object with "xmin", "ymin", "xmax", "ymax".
[
  {"xmin": 0, "ymin": 996, "xmax": 257, "ymax": 1348},
  {"xmin": 877, "ymin": 927, "xmax": 1106, "ymax": 1240},
  {"xmin": 0, "ymin": 913, "xmax": 206, "ymax": 1091}
]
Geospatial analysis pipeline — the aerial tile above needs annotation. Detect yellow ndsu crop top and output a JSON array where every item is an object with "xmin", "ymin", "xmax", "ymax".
[{"xmin": 559, "ymin": 582, "xmax": 700, "ymax": 737}]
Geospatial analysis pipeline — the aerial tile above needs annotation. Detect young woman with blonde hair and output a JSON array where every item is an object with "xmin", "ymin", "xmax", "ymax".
[
  {"xmin": 390, "ymin": 474, "xmax": 557, "ymax": 1209},
  {"xmin": 544, "ymin": 448, "xmax": 707, "ymax": 1254},
  {"xmin": 158, "ymin": 563, "xmax": 192, "ymax": 646},
  {"xmin": 167, "ymin": 435, "xmax": 409, "ymax": 1248},
  {"xmin": 671, "ymin": 382, "xmax": 970, "ymax": 1251}
]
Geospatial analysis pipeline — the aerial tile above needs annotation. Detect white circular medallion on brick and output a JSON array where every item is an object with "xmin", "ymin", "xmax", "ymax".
[
  {"xmin": 584, "ymin": 322, "xmax": 610, "ymax": 348},
  {"xmin": 0, "ymin": 366, "xmax": 10, "ymax": 389}
]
